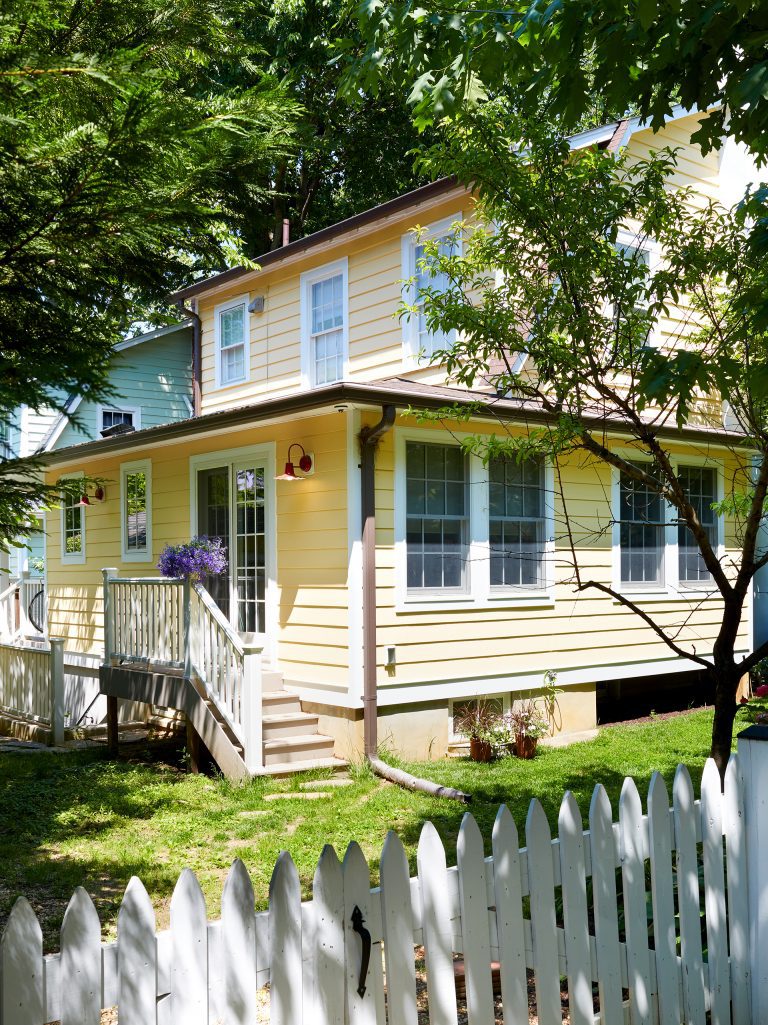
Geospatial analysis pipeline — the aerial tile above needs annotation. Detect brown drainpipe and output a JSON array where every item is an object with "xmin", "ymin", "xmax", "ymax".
[
  {"xmin": 359, "ymin": 405, "xmax": 396, "ymax": 757},
  {"xmin": 176, "ymin": 300, "xmax": 202, "ymax": 417}
]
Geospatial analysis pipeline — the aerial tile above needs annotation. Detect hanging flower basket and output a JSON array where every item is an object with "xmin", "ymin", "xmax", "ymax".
[{"xmin": 157, "ymin": 536, "xmax": 228, "ymax": 582}]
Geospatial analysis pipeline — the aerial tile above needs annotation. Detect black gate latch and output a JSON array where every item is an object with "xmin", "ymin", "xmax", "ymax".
[{"xmin": 351, "ymin": 904, "xmax": 371, "ymax": 998}]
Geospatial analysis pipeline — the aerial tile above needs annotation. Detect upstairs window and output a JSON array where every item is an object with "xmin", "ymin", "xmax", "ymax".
[
  {"xmin": 301, "ymin": 259, "xmax": 348, "ymax": 387},
  {"xmin": 489, "ymin": 458, "xmax": 546, "ymax": 588},
  {"xmin": 61, "ymin": 480, "xmax": 85, "ymax": 564},
  {"xmin": 311, "ymin": 274, "xmax": 344, "ymax": 384},
  {"xmin": 215, "ymin": 297, "xmax": 248, "ymax": 387},
  {"xmin": 402, "ymin": 215, "xmax": 461, "ymax": 364},
  {"xmin": 610, "ymin": 235, "xmax": 659, "ymax": 347},
  {"xmin": 618, "ymin": 465, "xmax": 665, "ymax": 588},
  {"xmin": 121, "ymin": 461, "xmax": 152, "ymax": 561},
  {"xmin": 100, "ymin": 407, "xmax": 139, "ymax": 434},
  {"xmin": 678, "ymin": 465, "xmax": 718, "ymax": 585},
  {"xmin": 406, "ymin": 441, "xmax": 468, "ymax": 590}
]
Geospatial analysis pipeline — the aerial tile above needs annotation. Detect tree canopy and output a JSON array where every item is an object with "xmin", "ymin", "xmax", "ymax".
[
  {"xmin": 352, "ymin": 0, "xmax": 768, "ymax": 157},
  {"xmin": 408, "ymin": 104, "xmax": 768, "ymax": 770}
]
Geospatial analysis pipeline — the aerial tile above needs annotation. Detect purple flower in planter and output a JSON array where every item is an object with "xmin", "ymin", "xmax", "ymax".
[{"xmin": 158, "ymin": 536, "xmax": 228, "ymax": 580}]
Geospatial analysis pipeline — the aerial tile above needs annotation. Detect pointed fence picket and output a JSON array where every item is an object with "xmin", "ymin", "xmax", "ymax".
[{"xmin": 0, "ymin": 757, "xmax": 758, "ymax": 1025}]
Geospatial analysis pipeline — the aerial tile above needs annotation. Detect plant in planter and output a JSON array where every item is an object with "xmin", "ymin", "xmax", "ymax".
[
  {"xmin": 453, "ymin": 701, "xmax": 504, "ymax": 762},
  {"xmin": 502, "ymin": 700, "xmax": 550, "ymax": 759},
  {"xmin": 157, "ymin": 536, "xmax": 228, "ymax": 581}
]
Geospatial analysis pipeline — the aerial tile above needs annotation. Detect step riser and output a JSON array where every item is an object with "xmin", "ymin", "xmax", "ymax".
[
  {"xmin": 263, "ymin": 740, "xmax": 336, "ymax": 766},
  {"xmin": 262, "ymin": 695, "xmax": 302, "ymax": 715},
  {"xmin": 263, "ymin": 719, "xmax": 319, "ymax": 740}
]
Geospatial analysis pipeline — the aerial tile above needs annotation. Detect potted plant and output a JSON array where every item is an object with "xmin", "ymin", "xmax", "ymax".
[
  {"xmin": 157, "ymin": 536, "xmax": 228, "ymax": 581},
  {"xmin": 453, "ymin": 701, "xmax": 503, "ymax": 762},
  {"xmin": 502, "ymin": 700, "xmax": 550, "ymax": 759}
]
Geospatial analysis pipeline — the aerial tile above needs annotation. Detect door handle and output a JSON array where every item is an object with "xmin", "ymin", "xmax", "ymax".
[{"xmin": 351, "ymin": 904, "xmax": 371, "ymax": 998}]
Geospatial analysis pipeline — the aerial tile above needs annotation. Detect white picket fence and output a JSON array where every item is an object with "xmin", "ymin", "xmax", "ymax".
[{"xmin": 1, "ymin": 749, "xmax": 761, "ymax": 1025}]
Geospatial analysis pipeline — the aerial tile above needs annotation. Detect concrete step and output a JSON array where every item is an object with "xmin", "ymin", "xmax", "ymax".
[
  {"xmin": 260, "ymin": 756, "xmax": 348, "ymax": 778},
  {"xmin": 262, "ymin": 711, "xmax": 319, "ymax": 740},
  {"xmin": 263, "ymin": 733, "xmax": 336, "ymax": 766},
  {"xmin": 262, "ymin": 691, "xmax": 302, "ymax": 715}
]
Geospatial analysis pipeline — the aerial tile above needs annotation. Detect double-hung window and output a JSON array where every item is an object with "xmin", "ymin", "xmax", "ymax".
[
  {"xmin": 301, "ymin": 259, "xmax": 348, "ymax": 387},
  {"xmin": 489, "ymin": 458, "xmax": 546, "ymax": 588},
  {"xmin": 618, "ymin": 465, "xmax": 665, "ymax": 588},
  {"xmin": 678, "ymin": 465, "xmax": 718, "ymax": 585},
  {"xmin": 402, "ymin": 215, "xmax": 460, "ymax": 364},
  {"xmin": 61, "ymin": 479, "xmax": 85, "ymax": 564},
  {"xmin": 216, "ymin": 297, "xmax": 248, "ymax": 387},
  {"xmin": 121, "ymin": 460, "xmax": 152, "ymax": 561},
  {"xmin": 406, "ymin": 442, "xmax": 468, "ymax": 590},
  {"xmin": 611, "ymin": 234, "xmax": 659, "ymax": 347}
]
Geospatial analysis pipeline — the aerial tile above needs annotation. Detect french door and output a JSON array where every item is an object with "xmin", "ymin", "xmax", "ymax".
[{"xmin": 196, "ymin": 460, "xmax": 268, "ymax": 642}]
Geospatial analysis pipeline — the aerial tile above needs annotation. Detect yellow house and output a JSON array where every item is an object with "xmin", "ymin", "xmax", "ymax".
[{"xmin": 39, "ymin": 109, "xmax": 756, "ymax": 774}]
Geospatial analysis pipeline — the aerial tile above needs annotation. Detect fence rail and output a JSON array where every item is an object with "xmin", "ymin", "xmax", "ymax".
[
  {"xmin": 0, "ymin": 574, "xmax": 46, "ymax": 643},
  {"xmin": 0, "ymin": 754, "xmax": 756, "ymax": 1025},
  {"xmin": 0, "ymin": 642, "xmax": 52, "ymax": 723}
]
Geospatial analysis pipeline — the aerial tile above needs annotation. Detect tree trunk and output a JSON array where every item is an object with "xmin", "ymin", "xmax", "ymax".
[{"xmin": 710, "ymin": 671, "xmax": 738, "ymax": 785}]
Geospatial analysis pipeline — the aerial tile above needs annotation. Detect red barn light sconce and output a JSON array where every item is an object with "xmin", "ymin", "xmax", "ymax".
[
  {"xmin": 77, "ymin": 485, "xmax": 106, "ymax": 506},
  {"xmin": 275, "ymin": 444, "xmax": 313, "ymax": 481}
]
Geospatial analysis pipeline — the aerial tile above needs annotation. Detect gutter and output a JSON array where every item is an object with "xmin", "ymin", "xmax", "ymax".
[
  {"xmin": 359, "ymin": 406, "xmax": 471, "ymax": 803},
  {"xmin": 39, "ymin": 381, "xmax": 747, "ymax": 468},
  {"xmin": 176, "ymin": 301, "xmax": 202, "ymax": 417}
]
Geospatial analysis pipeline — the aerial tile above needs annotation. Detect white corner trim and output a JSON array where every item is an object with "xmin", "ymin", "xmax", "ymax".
[
  {"xmin": 299, "ymin": 256, "xmax": 349, "ymax": 389},
  {"xmin": 43, "ymin": 395, "xmax": 85, "ymax": 452},
  {"xmin": 346, "ymin": 407, "xmax": 364, "ymax": 701},
  {"xmin": 115, "ymin": 321, "xmax": 192, "ymax": 351},
  {"xmin": 120, "ymin": 458, "xmax": 153, "ymax": 563},
  {"xmin": 213, "ymin": 294, "xmax": 250, "ymax": 390}
]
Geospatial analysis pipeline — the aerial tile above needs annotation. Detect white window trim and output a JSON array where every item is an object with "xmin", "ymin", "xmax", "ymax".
[
  {"xmin": 394, "ymin": 427, "xmax": 555, "ymax": 613},
  {"xmin": 449, "ymin": 693, "xmax": 511, "ymax": 742},
  {"xmin": 188, "ymin": 443, "xmax": 278, "ymax": 668},
  {"xmin": 98, "ymin": 404, "xmax": 142, "ymax": 433},
  {"xmin": 60, "ymin": 472, "xmax": 86, "ymax": 565},
  {"xmin": 214, "ymin": 294, "xmax": 250, "ymax": 389},
  {"xmin": 401, "ymin": 212, "xmax": 463, "ymax": 370},
  {"xmin": 300, "ymin": 258, "xmax": 349, "ymax": 389},
  {"xmin": 611, "ymin": 227, "xmax": 662, "ymax": 348},
  {"xmin": 611, "ymin": 451, "xmax": 725, "ymax": 600},
  {"xmin": 120, "ymin": 459, "xmax": 152, "ymax": 563}
]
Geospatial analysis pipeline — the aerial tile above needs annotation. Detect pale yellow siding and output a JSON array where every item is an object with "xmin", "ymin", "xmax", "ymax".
[{"xmin": 46, "ymin": 414, "xmax": 352, "ymax": 693}]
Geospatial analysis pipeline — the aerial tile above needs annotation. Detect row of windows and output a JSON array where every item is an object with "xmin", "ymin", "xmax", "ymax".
[
  {"xmin": 214, "ymin": 218, "xmax": 459, "ymax": 391},
  {"xmin": 214, "ymin": 218, "xmax": 660, "ymax": 392},
  {"xmin": 403, "ymin": 441, "xmax": 720, "ymax": 598},
  {"xmin": 62, "ymin": 462, "xmax": 151, "ymax": 564}
]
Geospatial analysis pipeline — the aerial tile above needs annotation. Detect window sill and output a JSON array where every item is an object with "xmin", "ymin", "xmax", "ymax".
[
  {"xmin": 121, "ymin": 552, "xmax": 153, "ymax": 564},
  {"xmin": 397, "ymin": 591, "xmax": 554, "ymax": 614},
  {"xmin": 612, "ymin": 588, "xmax": 720, "ymax": 603}
]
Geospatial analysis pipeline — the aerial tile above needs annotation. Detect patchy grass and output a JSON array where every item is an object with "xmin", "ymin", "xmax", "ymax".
[{"xmin": 0, "ymin": 708, "xmax": 724, "ymax": 950}]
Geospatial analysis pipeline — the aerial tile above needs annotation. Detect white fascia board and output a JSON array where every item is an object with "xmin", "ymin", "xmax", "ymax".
[
  {"xmin": 115, "ymin": 321, "xmax": 191, "ymax": 352},
  {"xmin": 42, "ymin": 395, "xmax": 84, "ymax": 452}
]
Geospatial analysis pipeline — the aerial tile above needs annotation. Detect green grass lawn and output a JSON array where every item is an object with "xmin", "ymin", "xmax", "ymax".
[{"xmin": 0, "ymin": 707, "xmax": 729, "ymax": 951}]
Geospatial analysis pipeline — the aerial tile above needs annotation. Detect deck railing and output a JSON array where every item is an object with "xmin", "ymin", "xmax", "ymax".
[
  {"xmin": 0, "ymin": 573, "xmax": 46, "ymax": 642},
  {"xmin": 0, "ymin": 639, "xmax": 65, "ymax": 742},
  {"xmin": 102, "ymin": 569, "xmax": 262, "ymax": 772}
]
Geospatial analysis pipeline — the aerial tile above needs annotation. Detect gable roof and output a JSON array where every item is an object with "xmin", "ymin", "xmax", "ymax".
[
  {"xmin": 39, "ymin": 321, "xmax": 192, "ymax": 453},
  {"xmin": 170, "ymin": 106, "xmax": 699, "ymax": 309}
]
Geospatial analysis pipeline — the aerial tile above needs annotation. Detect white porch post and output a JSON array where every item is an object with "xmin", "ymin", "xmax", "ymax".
[
  {"xmin": 738, "ymin": 723, "xmax": 768, "ymax": 1021},
  {"xmin": 49, "ymin": 638, "xmax": 65, "ymax": 746},
  {"xmin": 102, "ymin": 567, "xmax": 117, "ymax": 664},
  {"xmin": 17, "ymin": 571, "xmax": 29, "ymax": 637},
  {"xmin": 182, "ymin": 578, "xmax": 192, "ymax": 679},
  {"xmin": 241, "ymin": 642, "xmax": 263, "ymax": 773}
]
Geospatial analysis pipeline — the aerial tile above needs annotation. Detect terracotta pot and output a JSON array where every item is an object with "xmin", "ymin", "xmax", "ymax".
[
  {"xmin": 515, "ymin": 734, "xmax": 538, "ymax": 759},
  {"xmin": 469, "ymin": 736, "xmax": 493, "ymax": 762}
]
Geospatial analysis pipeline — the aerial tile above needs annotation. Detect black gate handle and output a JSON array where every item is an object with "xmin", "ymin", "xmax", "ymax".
[{"xmin": 351, "ymin": 904, "xmax": 371, "ymax": 998}]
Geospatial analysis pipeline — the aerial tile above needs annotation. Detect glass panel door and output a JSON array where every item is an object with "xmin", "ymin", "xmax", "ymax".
[
  {"xmin": 197, "ymin": 466, "xmax": 230, "ymax": 619},
  {"xmin": 234, "ymin": 464, "xmax": 266, "ymax": 637}
]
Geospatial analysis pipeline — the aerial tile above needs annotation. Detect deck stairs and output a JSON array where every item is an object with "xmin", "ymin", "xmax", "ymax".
[{"xmin": 99, "ymin": 660, "xmax": 345, "ymax": 779}]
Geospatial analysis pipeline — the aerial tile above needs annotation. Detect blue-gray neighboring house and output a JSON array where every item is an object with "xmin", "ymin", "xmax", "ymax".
[{"xmin": 1, "ymin": 322, "xmax": 192, "ymax": 635}]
